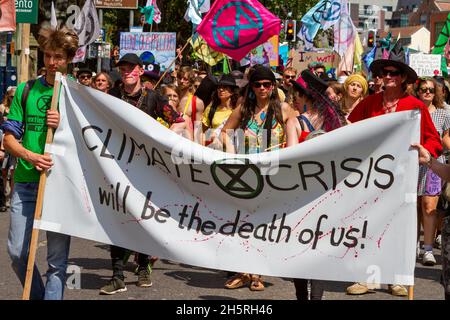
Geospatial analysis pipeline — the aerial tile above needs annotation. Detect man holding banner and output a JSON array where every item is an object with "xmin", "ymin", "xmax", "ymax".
[{"xmin": 2, "ymin": 26, "xmax": 79, "ymax": 300}]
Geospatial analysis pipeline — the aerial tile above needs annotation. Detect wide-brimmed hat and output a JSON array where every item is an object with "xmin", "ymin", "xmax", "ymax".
[
  {"xmin": 291, "ymin": 69, "xmax": 329, "ymax": 98},
  {"xmin": 218, "ymin": 74, "xmax": 238, "ymax": 87},
  {"xmin": 370, "ymin": 42, "xmax": 417, "ymax": 84}
]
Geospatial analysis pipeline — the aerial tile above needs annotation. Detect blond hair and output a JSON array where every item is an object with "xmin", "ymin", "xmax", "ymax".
[{"xmin": 37, "ymin": 26, "xmax": 79, "ymax": 61}]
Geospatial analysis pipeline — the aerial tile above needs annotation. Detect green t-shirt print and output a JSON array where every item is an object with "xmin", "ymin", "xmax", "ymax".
[{"xmin": 7, "ymin": 78, "xmax": 54, "ymax": 183}]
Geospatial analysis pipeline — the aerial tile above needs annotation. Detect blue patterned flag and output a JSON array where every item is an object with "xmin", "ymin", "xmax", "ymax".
[
  {"xmin": 362, "ymin": 45, "xmax": 377, "ymax": 70},
  {"xmin": 298, "ymin": 0, "xmax": 345, "ymax": 50}
]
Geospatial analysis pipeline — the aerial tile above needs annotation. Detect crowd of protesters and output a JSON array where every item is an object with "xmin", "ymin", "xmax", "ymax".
[{"xmin": 0, "ymin": 25, "xmax": 449, "ymax": 301}]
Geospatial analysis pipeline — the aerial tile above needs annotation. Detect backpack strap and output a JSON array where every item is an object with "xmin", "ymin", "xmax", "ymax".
[
  {"xmin": 298, "ymin": 114, "xmax": 315, "ymax": 132},
  {"xmin": 21, "ymin": 79, "xmax": 36, "ymax": 120}
]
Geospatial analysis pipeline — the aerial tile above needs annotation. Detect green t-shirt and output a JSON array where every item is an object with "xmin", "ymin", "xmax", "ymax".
[{"xmin": 7, "ymin": 78, "xmax": 54, "ymax": 183}]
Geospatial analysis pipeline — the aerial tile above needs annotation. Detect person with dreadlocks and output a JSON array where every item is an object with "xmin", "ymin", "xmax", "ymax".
[
  {"xmin": 286, "ymin": 69, "xmax": 346, "ymax": 147},
  {"xmin": 220, "ymin": 65, "xmax": 291, "ymax": 291}
]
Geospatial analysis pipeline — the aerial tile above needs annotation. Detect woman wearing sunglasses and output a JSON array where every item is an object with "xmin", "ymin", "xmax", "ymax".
[
  {"xmin": 347, "ymin": 51, "xmax": 442, "ymax": 297},
  {"xmin": 220, "ymin": 65, "xmax": 291, "ymax": 291},
  {"xmin": 416, "ymin": 78, "xmax": 450, "ymax": 266}
]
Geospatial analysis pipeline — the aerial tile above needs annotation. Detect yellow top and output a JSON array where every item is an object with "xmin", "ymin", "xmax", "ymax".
[{"xmin": 202, "ymin": 105, "xmax": 233, "ymax": 129}]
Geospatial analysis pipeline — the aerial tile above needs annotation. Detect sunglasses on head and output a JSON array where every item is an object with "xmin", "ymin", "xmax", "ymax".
[
  {"xmin": 419, "ymin": 87, "xmax": 435, "ymax": 94},
  {"xmin": 252, "ymin": 81, "xmax": 272, "ymax": 89},
  {"xmin": 381, "ymin": 69, "xmax": 402, "ymax": 77}
]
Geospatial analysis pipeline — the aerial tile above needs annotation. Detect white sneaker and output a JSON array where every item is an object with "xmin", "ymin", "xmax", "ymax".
[
  {"xmin": 435, "ymin": 235, "xmax": 442, "ymax": 249},
  {"xmin": 422, "ymin": 251, "xmax": 436, "ymax": 266}
]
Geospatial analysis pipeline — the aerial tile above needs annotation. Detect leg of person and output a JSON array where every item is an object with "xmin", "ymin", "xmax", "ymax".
[
  {"xmin": 249, "ymin": 274, "xmax": 264, "ymax": 291},
  {"xmin": 99, "ymin": 245, "xmax": 127, "ymax": 295},
  {"xmin": 310, "ymin": 279, "xmax": 325, "ymax": 300},
  {"xmin": 417, "ymin": 198, "xmax": 423, "ymax": 258},
  {"xmin": 7, "ymin": 183, "xmax": 45, "ymax": 300},
  {"xmin": 225, "ymin": 273, "xmax": 251, "ymax": 289},
  {"xmin": 136, "ymin": 253, "xmax": 152, "ymax": 287},
  {"xmin": 442, "ymin": 215, "xmax": 450, "ymax": 300},
  {"xmin": 293, "ymin": 278, "xmax": 308, "ymax": 300},
  {"xmin": 0, "ymin": 168, "xmax": 6, "ymax": 212},
  {"xmin": 44, "ymin": 231, "xmax": 71, "ymax": 300},
  {"xmin": 422, "ymin": 195, "xmax": 439, "ymax": 266}
]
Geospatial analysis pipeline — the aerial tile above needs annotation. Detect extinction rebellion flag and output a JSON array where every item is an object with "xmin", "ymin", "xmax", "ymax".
[{"xmin": 196, "ymin": 0, "xmax": 281, "ymax": 61}]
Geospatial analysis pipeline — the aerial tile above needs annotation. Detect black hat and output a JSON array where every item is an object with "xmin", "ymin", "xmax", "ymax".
[
  {"xmin": 117, "ymin": 53, "xmax": 143, "ymax": 67},
  {"xmin": 370, "ymin": 41, "xmax": 417, "ymax": 84},
  {"xmin": 249, "ymin": 65, "xmax": 276, "ymax": 83},
  {"xmin": 291, "ymin": 69, "xmax": 329, "ymax": 98},
  {"xmin": 218, "ymin": 74, "xmax": 238, "ymax": 87},
  {"xmin": 77, "ymin": 68, "xmax": 93, "ymax": 78}
]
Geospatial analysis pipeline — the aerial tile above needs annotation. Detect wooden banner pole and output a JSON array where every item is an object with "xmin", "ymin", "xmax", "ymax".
[
  {"xmin": 154, "ymin": 35, "xmax": 193, "ymax": 90},
  {"xmin": 22, "ymin": 71, "xmax": 63, "ymax": 300},
  {"xmin": 408, "ymin": 285, "xmax": 414, "ymax": 300}
]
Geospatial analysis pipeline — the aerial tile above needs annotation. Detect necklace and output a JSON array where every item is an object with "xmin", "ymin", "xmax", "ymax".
[{"xmin": 382, "ymin": 97, "xmax": 400, "ymax": 113}]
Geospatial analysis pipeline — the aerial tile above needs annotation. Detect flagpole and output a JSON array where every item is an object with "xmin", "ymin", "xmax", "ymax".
[
  {"xmin": 22, "ymin": 70, "xmax": 64, "ymax": 300},
  {"xmin": 154, "ymin": 35, "xmax": 193, "ymax": 89}
]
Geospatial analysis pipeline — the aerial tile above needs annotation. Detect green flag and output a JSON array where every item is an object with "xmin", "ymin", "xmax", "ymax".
[
  {"xmin": 222, "ymin": 57, "xmax": 230, "ymax": 75},
  {"xmin": 431, "ymin": 13, "xmax": 450, "ymax": 76}
]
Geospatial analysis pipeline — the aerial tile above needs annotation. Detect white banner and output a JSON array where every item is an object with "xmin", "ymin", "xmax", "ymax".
[{"xmin": 41, "ymin": 79, "xmax": 420, "ymax": 285}]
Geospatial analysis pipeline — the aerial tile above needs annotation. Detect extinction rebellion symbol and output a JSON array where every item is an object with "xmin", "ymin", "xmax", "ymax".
[
  {"xmin": 210, "ymin": 158, "xmax": 264, "ymax": 199},
  {"xmin": 212, "ymin": 1, "xmax": 263, "ymax": 50}
]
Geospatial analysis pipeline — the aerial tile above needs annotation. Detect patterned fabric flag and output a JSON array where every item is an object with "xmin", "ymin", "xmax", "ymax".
[
  {"xmin": 353, "ymin": 32, "xmax": 364, "ymax": 72},
  {"xmin": 190, "ymin": 34, "xmax": 225, "ymax": 66},
  {"xmin": 362, "ymin": 45, "xmax": 377, "ymax": 70},
  {"xmin": 0, "ymin": 0, "xmax": 16, "ymax": 32},
  {"xmin": 432, "ymin": 12, "xmax": 450, "ymax": 76},
  {"xmin": 185, "ymin": 0, "xmax": 204, "ymax": 25},
  {"xmin": 338, "ymin": 34, "xmax": 355, "ymax": 73},
  {"xmin": 73, "ymin": 0, "xmax": 101, "ymax": 47},
  {"xmin": 140, "ymin": 4, "xmax": 155, "ymax": 24},
  {"xmin": 196, "ymin": 0, "xmax": 281, "ymax": 61},
  {"xmin": 333, "ymin": 0, "xmax": 357, "ymax": 57},
  {"xmin": 151, "ymin": 0, "xmax": 162, "ymax": 24},
  {"xmin": 298, "ymin": 0, "xmax": 344, "ymax": 50},
  {"xmin": 199, "ymin": 0, "xmax": 211, "ymax": 12},
  {"xmin": 50, "ymin": 2, "xmax": 58, "ymax": 29}
]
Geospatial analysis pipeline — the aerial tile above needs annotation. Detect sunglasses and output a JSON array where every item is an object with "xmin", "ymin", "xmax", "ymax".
[
  {"xmin": 419, "ymin": 87, "xmax": 435, "ymax": 94},
  {"xmin": 79, "ymin": 75, "xmax": 92, "ymax": 79},
  {"xmin": 252, "ymin": 81, "xmax": 272, "ymax": 89},
  {"xmin": 381, "ymin": 69, "xmax": 402, "ymax": 77},
  {"xmin": 284, "ymin": 75, "xmax": 295, "ymax": 79}
]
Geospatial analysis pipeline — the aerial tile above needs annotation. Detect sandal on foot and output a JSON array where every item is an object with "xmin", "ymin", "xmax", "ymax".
[
  {"xmin": 249, "ymin": 275, "xmax": 265, "ymax": 291},
  {"xmin": 225, "ymin": 273, "xmax": 250, "ymax": 289}
]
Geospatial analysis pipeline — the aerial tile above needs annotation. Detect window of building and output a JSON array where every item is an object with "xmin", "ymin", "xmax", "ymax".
[{"xmin": 383, "ymin": 6, "xmax": 393, "ymax": 11}]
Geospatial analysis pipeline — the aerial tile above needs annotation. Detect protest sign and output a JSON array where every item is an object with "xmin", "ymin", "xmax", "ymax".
[
  {"xmin": 119, "ymin": 32, "xmax": 176, "ymax": 71},
  {"xmin": 40, "ymin": 79, "xmax": 419, "ymax": 285},
  {"xmin": 409, "ymin": 53, "xmax": 442, "ymax": 77},
  {"xmin": 292, "ymin": 50, "xmax": 340, "ymax": 79}
]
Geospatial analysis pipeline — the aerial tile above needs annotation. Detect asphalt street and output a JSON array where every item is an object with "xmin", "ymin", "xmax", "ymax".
[{"xmin": 0, "ymin": 210, "xmax": 444, "ymax": 300}]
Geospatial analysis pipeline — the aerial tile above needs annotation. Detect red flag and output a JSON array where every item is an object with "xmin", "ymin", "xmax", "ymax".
[
  {"xmin": 0, "ymin": 0, "xmax": 16, "ymax": 32},
  {"xmin": 196, "ymin": 0, "xmax": 281, "ymax": 61}
]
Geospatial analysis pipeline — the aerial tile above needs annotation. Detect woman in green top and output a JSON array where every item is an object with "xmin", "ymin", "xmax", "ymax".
[
  {"xmin": 220, "ymin": 65, "xmax": 292, "ymax": 291},
  {"xmin": 202, "ymin": 75, "xmax": 239, "ymax": 147}
]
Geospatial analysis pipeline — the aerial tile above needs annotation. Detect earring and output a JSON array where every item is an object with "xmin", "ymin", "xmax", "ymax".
[
  {"xmin": 248, "ymin": 91, "xmax": 255, "ymax": 100},
  {"xmin": 303, "ymin": 104, "xmax": 307, "ymax": 113}
]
